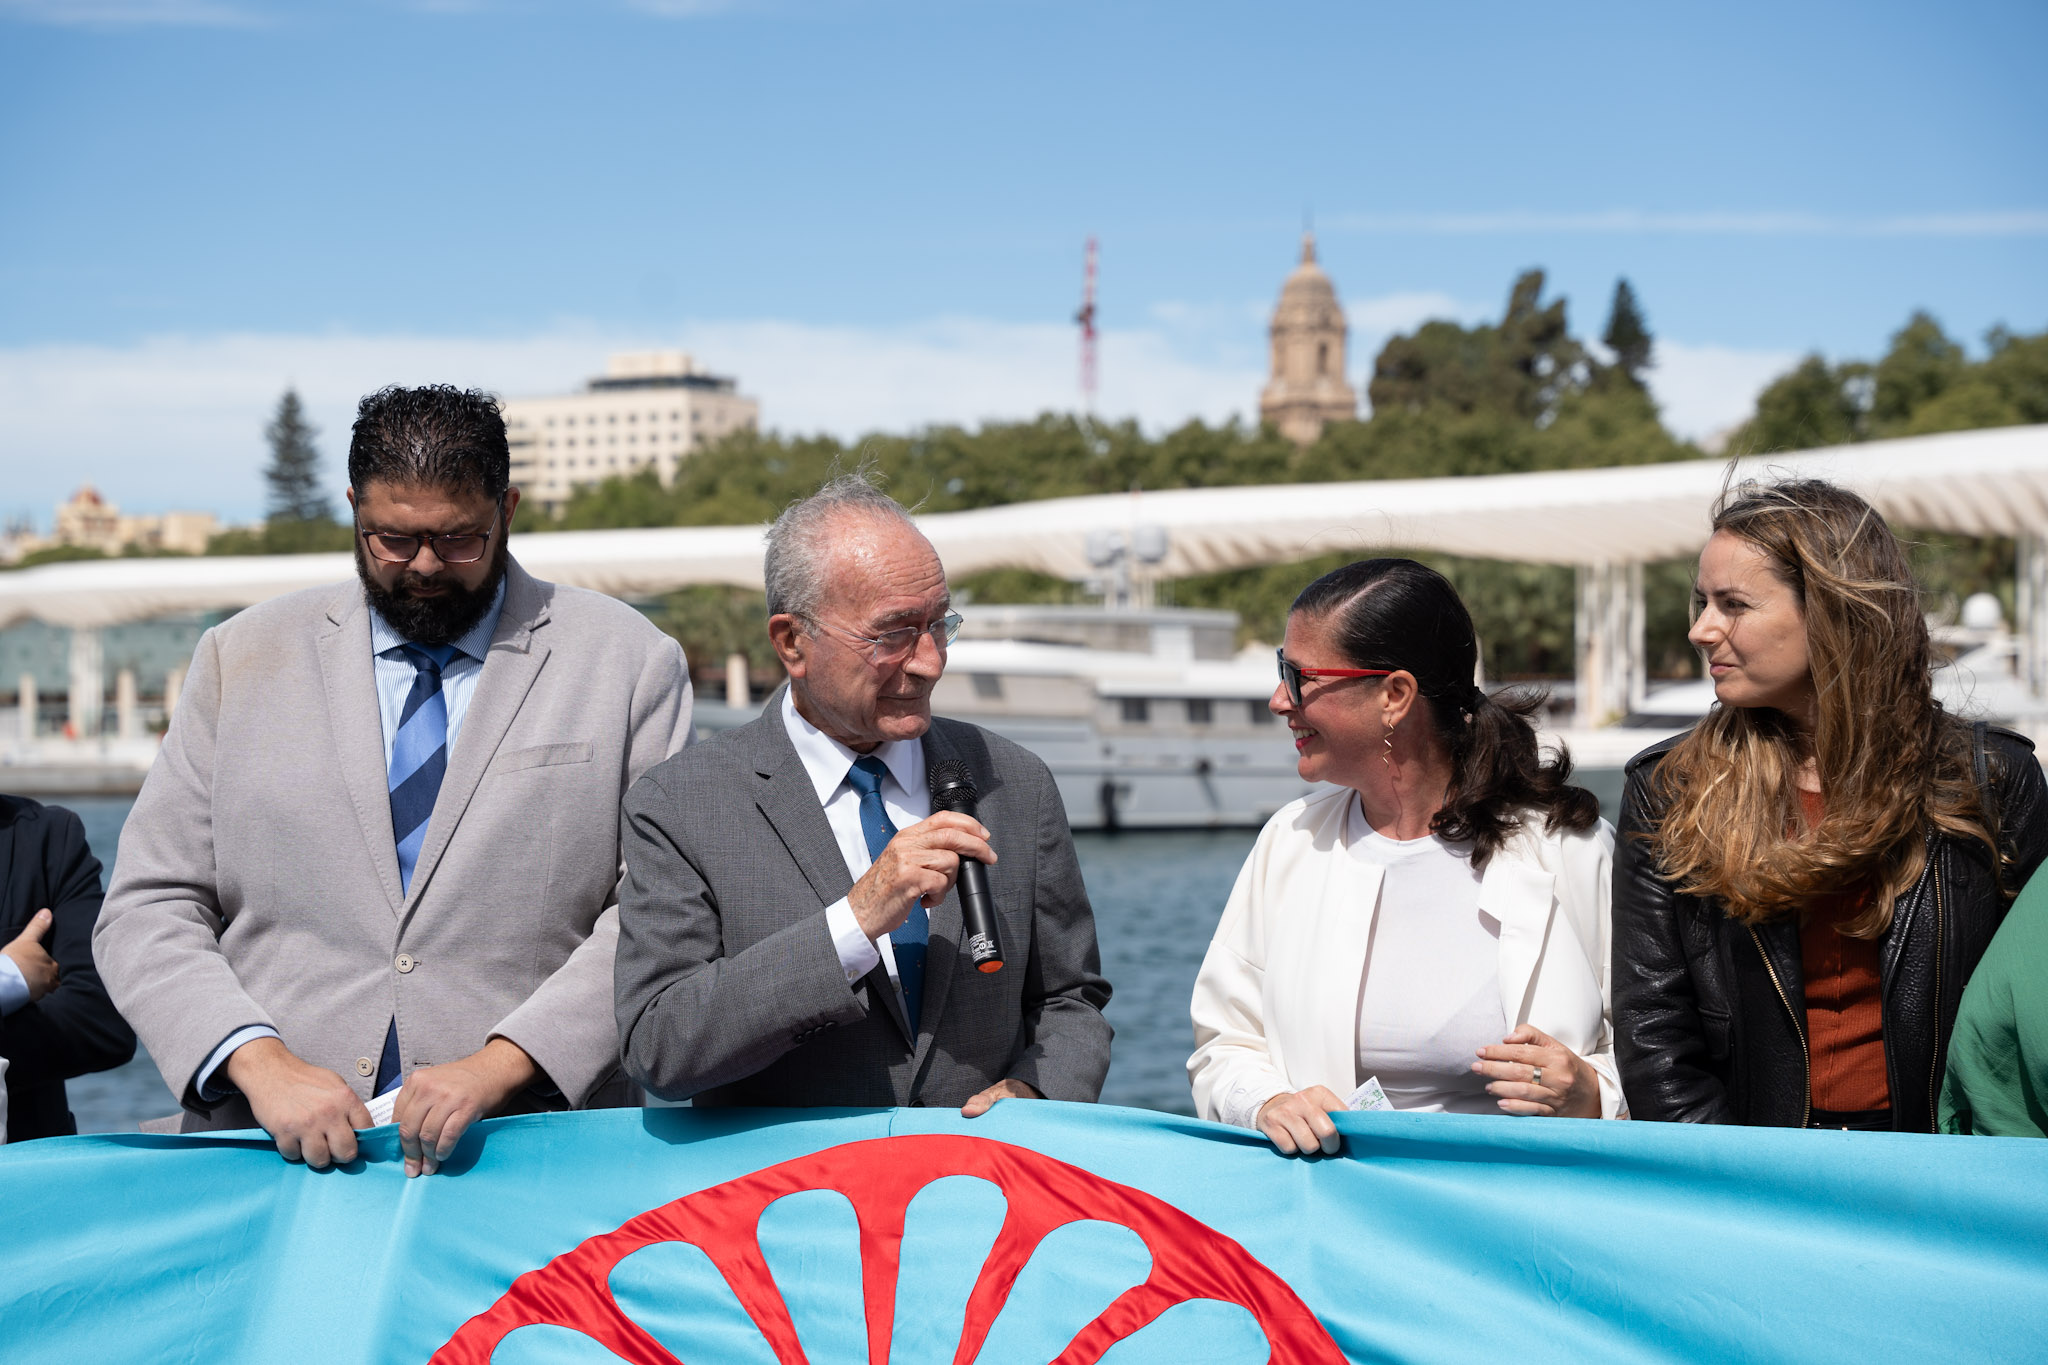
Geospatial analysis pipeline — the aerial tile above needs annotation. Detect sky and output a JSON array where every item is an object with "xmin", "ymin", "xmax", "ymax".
[{"xmin": 1, "ymin": 0, "xmax": 2043, "ymax": 525}]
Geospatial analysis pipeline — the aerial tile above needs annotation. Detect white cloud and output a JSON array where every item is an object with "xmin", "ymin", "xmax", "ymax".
[
  {"xmin": 0, "ymin": 0, "xmax": 260, "ymax": 24},
  {"xmin": 0, "ymin": 319, "xmax": 1263, "ymax": 526},
  {"xmin": 1641, "ymin": 340, "xmax": 1800, "ymax": 446},
  {"xmin": 1328, "ymin": 209, "xmax": 2048, "ymax": 239},
  {"xmin": 622, "ymin": 0, "xmax": 741, "ymax": 14}
]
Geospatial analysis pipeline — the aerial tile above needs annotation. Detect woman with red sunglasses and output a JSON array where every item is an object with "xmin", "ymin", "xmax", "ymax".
[{"xmin": 1189, "ymin": 558, "xmax": 1622, "ymax": 1154}]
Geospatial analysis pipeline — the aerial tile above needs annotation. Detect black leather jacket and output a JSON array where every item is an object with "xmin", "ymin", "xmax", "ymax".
[{"xmin": 1612, "ymin": 724, "xmax": 2048, "ymax": 1131}]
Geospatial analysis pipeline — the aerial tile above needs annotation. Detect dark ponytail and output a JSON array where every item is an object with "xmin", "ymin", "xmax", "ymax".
[{"xmin": 1291, "ymin": 558, "xmax": 1599, "ymax": 867}]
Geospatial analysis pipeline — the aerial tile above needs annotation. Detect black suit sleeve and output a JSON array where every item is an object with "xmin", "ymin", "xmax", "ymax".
[
  {"xmin": 1611, "ymin": 766, "xmax": 1735, "ymax": 1124},
  {"xmin": 1001, "ymin": 769, "xmax": 1113, "ymax": 1102},
  {"xmin": 1, "ymin": 806, "xmax": 137, "ymax": 1083}
]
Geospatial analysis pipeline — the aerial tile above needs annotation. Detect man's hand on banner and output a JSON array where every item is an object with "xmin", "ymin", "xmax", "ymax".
[
  {"xmin": 395, "ymin": 1037, "xmax": 538, "ymax": 1177},
  {"xmin": 1256, "ymin": 1087, "xmax": 1347, "ymax": 1156},
  {"xmin": 226, "ymin": 1036, "xmax": 375, "ymax": 1169},
  {"xmin": 1472, "ymin": 1025, "xmax": 1602, "ymax": 1118},
  {"xmin": 960, "ymin": 1077, "xmax": 1042, "ymax": 1118}
]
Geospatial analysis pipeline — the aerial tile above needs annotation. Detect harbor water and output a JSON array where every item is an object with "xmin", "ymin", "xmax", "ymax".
[{"xmin": 55, "ymin": 779, "xmax": 1627, "ymax": 1132}]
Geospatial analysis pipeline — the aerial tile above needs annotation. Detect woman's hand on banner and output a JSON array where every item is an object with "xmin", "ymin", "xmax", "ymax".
[{"xmin": 1256, "ymin": 1086, "xmax": 1347, "ymax": 1155}]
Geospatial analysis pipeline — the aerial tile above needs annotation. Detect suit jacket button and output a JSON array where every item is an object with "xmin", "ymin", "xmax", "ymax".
[
  {"xmin": 355, "ymin": 1057, "xmax": 375, "ymax": 1077},
  {"xmin": 395, "ymin": 953, "xmax": 416, "ymax": 974}
]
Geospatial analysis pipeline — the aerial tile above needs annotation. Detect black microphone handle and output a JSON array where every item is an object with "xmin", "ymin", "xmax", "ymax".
[{"xmin": 956, "ymin": 855, "xmax": 1004, "ymax": 973}]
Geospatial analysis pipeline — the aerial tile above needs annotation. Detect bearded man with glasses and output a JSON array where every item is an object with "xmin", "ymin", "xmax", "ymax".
[
  {"xmin": 96, "ymin": 385, "xmax": 691, "ymax": 1174},
  {"xmin": 615, "ymin": 473, "xmax": 1112, "ymax": 1114}
]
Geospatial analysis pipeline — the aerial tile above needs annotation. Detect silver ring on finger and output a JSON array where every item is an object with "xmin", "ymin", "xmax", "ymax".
[{"xmin": 1530, "ymin": 1066, "xmax": 1543, "ymax": 1087}]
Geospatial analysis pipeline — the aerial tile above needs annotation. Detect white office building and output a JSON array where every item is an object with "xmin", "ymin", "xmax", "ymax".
[{"xmin": 504, "ymin": 351, "xmax": 760, "ymax": 515}]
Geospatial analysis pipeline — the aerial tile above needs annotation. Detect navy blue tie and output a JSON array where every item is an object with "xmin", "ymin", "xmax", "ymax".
[
  {"xmin": 376, "ymin": 641, "xmax": 459, "ymax": 1097},
  {"xmin": 847, "ymin": 756, "xmax": 926, "ymax": 1035}
]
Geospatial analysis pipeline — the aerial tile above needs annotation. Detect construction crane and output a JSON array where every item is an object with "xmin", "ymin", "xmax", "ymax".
[{"xmin": 1074, "ymin": 236, "xmax": 1098, "ymax": 414}]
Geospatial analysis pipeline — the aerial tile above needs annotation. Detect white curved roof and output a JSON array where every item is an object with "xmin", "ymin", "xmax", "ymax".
[{"xmin": 5, "ymin": 424, "xmax": 2045, "ymax": 629}]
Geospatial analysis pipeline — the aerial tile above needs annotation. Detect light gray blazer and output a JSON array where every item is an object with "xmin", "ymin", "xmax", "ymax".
[
  {"xmin": 95, "ymin": 559, "xmax": 691, "ymax": 1130},
  {"xmin": 614, "ymin": 692, "xmax": 1113, "ymax": 1109}
]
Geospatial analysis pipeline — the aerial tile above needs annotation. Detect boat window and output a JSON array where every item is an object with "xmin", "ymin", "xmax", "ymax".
[
  {"xmin": 1186, "ymin": 698, "xmax": 1213, "ymax": 725},
  {"xmin": 1249, "ymin": 702, "xmax": 1274, "ymax": 724},
  {"xmin": 1120, "ymin": 698, "xmax": 1150, "ymax": 724},
  {"xmin": 971, "ymin": 673, "xmax": 1004, "ymax": 699}
]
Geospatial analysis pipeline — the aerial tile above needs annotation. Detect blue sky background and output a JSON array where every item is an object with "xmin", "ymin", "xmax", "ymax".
[{"xmin": 2, "ymin": 0, "xmax": 2043, "ymax": 522}]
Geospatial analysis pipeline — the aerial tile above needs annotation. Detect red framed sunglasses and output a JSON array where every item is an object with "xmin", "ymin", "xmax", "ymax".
[{"xmin": 1276, "ymin": 650, "xmax": 1394, "ymax": 707}]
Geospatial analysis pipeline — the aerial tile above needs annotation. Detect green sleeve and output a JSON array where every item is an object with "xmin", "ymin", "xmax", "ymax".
[{"xmin": 1941, "ymin": 873, "xmax": 2048, "ymax": 1138}]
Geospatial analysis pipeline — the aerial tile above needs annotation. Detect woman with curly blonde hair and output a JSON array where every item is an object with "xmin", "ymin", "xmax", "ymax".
[{"xmin": 1613, "ymin": 478, "xmax": 2048, "ymax": 1131}]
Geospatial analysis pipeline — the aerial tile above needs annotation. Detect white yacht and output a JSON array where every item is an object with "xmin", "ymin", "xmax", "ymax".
[
  {"xmin": 931, "ymin": 606, "xmax": 1311, "ymax": 830},
  {"xmin": 696, "ymin": 604, "xmax": 1313, "ymax": 830}
]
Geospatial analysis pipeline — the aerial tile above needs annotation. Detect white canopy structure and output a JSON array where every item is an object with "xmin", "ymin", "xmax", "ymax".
[{"xmin": 7, "ymin": 424, "xmax": 2048, "ymax": 730}]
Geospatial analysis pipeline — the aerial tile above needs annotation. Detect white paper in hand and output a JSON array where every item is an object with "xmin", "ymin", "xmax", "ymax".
[
  {"xmin": 1346, "ymin": 1076, "xmax": 1395, "ymax": 1112},
  {"xmin": 363, "ymin": 1089, "xmax": 399, "ymax": 1128}
]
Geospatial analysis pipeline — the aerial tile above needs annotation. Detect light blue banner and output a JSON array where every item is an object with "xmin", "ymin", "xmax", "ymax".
[{"xmin": 3, "ymin": 1103, "xmax": 2046, "ymax": 1363}]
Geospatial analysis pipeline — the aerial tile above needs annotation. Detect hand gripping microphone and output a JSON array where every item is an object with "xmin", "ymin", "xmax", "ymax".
[{"xmin": 929, "ymin": 760, "xmax": 1004, "ymax": 973}]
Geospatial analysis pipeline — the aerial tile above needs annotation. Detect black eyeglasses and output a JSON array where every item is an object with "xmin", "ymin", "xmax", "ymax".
[
  {"xmin": 1276, "ymin": 649, "xmax": 1393, "ymax": 708},
  {"xmin": 809, "ymin": 612, "xmax": 964, "ymax": 666},
  {"xmin": 357, "ymin": 505, "xmax": 504, "ymax": 565}
]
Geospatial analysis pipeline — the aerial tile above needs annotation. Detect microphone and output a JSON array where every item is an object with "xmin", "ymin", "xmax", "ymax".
[{"xmin": 929, "ymin": 760, "xmax": 1004, "ymax": 973}]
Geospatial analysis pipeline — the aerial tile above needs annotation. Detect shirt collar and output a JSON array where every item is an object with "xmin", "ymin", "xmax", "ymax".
[
  {"xmin": 780, "ymin": 686, "xmax": 925, "ymax": 806},
  {"xmin": 369, "ymin": 578, "xmax": 507, "ymax": 664}
]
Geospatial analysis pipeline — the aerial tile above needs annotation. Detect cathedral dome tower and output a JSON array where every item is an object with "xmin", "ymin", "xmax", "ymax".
[{"xmin": 1259, "ymin": 232, "xmax": 1358, "ymax": 445}]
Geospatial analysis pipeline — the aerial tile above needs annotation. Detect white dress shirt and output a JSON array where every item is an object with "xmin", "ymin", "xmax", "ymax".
[
  {"xmin": 779, "ymin": 687, "xmax": 929, "ymax": 989},
  {"xmin": 0, "ymin": 957, "xmax": 27, "ymax": 1016}
]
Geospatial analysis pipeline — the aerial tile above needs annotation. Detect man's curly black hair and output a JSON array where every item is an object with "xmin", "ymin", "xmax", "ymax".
[{"xmin": 346, "ymin": 384, "xmax": 509, "ymax": 500}]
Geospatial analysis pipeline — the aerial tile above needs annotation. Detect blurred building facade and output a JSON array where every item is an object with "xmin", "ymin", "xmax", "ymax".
[
  {"xmin": 504, "ymin": 351, "xmax": 760, "ymax": 515},
  {"xmin": 1259, "ymin": 233, "xmax": 1358, "ymax": 446},
  {"xmin": 1, "ymin": 485, "xmax": 219, "ymax": 564}
]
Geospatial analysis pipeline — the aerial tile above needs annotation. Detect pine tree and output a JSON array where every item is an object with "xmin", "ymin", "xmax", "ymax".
[
  {"xmin": 264, "ymin": 388, "xmax": 332, "ymax": 524},
  {"xmin": 1602, "ymin": 278, "xmax": 1654, "ymax": 384}
]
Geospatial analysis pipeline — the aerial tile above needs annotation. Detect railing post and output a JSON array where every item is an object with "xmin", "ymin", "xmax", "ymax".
[
  {"xmin": 67, "ymin": 627, "xmax": 103, "ymax": 739},
  {"xmin": 1575, "ymin": 562, "xmax": 1646, "ymax": 728},
  {"xmin": 2018, "ymin": 533, "xmax": 2048, "ymax": 698}
]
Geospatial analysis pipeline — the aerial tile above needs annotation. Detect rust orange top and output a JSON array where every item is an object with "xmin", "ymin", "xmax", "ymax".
[{"xmin": 1795, "ymin": 788, "xmax": 1890, "ymax": 1114}]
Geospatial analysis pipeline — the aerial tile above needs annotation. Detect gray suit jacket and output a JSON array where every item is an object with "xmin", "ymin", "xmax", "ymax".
[
  {"xmin": 615, "ymin": 692, "xmax": 1112, "ymax": 1108},
  {"xmin": 95, "ymin": 559, "xmax": 691, "ymax": 1130}
]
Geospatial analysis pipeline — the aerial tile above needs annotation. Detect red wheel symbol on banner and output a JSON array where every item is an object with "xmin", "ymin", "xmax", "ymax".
[{"xmin": 431, "ymin": 1133, "xmax": 1344, "ymax": 1364}]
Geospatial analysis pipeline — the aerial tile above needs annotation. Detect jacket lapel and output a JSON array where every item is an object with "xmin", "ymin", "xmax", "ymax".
[
  {"xmin": 1297, "ymin": 842, "xmax": 1383, "ymax": 1095},
  {"xmin": 402, "ymin": 561, "xmax": 550, "ymax": 913},
  {"xmin": 1479, "ymin": 841, "xmax": 1558, "ymax": 1027},
  {"xmin": 314, "ymin": 585, "xmax": 403, "ymax": 915},
  {"xmin": 749, "ymin": 691, "xmax": 914, "ymax": 1046}
]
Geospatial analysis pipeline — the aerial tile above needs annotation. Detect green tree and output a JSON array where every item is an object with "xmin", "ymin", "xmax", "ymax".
[
  {"xmin": 1601, "ymin": 278, "xmax": 1654, "ymax": 385},
  {"xmin": 264, "ymin": 389, "xmax": 333, "ymax": 523},
  {"xmin": 1366, "ymin": 270, "xmax": 1594, "ymax": 425},
  {"xmin": 2, "ymin": 544, "xmax": 108, "ymax": 571},
  {"xmin": 1871, "ymin": 311, "xmax": 1966, "ymax": 431},
  {"xmin": 1725, "ymin": 355, "xmax": 1873, "ymax": 452}
]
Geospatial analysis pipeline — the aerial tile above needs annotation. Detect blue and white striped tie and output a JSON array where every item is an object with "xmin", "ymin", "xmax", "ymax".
[
  {"xmin": 389, "ymin": 642, "xmax": 459, "ymax": 897},
  {"xmin": 376, "ymin": 641, "xmax": 458, "ymax": 1096}
]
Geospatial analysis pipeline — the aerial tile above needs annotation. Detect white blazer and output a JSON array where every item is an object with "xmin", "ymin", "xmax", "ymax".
[{"xmin": 1189, "ymin": 786, "xmax": 1624, "ymax": 1128}]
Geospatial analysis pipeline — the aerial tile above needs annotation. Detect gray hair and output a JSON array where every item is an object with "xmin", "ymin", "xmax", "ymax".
[{"xmin": 763, "ymin": 471, "xmax": 919, "ymax": 619}]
